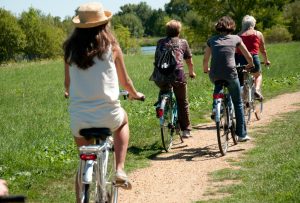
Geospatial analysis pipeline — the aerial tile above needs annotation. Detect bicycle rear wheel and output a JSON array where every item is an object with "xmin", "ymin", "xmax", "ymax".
[
  {"xmin": 216, "ymin": 102, "xmax": 229, "ymax": 156},
  {"xmin": 102, "ymin": 150, "xmax": 118, "ymax": 203},
  {"xmin": 254, "ymin": 96, "xmax": 263, "ymax": 121},
  {"xmin": 80, "ymin": 161, "xmax": 101, "ymax": 203},
  {"xmin": 160, "ymin": 101, "xmax": 174, "ymax": 152},
  {"xmin": 230, "ymin": 116, "xmax": 238, "ymax": 145}
]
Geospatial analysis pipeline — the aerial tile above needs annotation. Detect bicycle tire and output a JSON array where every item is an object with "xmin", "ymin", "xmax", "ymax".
[
  {"xmin": 173, "ymin": 101, "xmax": 183, "ymax": 143},
  {"xmin": 160, "ymin": 99, "xmax": 174, "ymax": 152},
  {"xmin": 105, "ymin": 149, "xmax": 118, "ymax": 203},
  {"xmin": 230, "ymin": 117, "xmax": 238, "ymax": 145},
  {"xmin": 80, "ymin": 153, "xmax": 117, "ymax": 203},
  {"xmin": 81, "ymin": 178, "xmax": 100, "ymax": 203},
  {"xmin": 101, "ymin": 149, "xmax": 118, "ymax": 203},
  {"xmin": 216, "ymin": 102, "xmax": 229, "ymax": 156},
  {"xmin": 254, "ymin": 98, "xmax": 263, "ymax": 119},
  {"xmin": 79, "ymin": 160, "xmax": 100, "ymax": 203}
]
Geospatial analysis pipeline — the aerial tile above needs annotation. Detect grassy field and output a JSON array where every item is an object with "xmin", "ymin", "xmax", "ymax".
[
  {"xmin": 197, "ymin": 109, "xmax": 300, "ymax": 203},
  {"xmin": 0, "ymin": 42, "xmax": 299, "ymax": 202}
]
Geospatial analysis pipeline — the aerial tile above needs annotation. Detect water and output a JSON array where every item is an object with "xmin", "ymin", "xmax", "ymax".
[{"xmin": 141, "ymin": 46, "xmax": 156, "ymax": 55}]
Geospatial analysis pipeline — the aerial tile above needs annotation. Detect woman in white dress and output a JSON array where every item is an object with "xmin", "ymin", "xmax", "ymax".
[{"xmin": 63, "ymin": 2, "xmax": 144, "ymax": 201}]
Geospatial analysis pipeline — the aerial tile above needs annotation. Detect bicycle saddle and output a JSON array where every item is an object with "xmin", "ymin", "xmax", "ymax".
[{"xmin": 79, "ymin": 128, "xmax": 112, "ymax": 140}]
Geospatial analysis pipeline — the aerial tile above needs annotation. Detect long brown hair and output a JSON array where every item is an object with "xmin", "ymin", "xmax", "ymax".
[{"xmin": 63, "ymin": 23, "xmax": 117, "ymax": 69}]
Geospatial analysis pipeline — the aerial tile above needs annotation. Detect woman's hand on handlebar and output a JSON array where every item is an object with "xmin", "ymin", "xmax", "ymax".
[
  {"xmin": 245, "ymin": 63, "xmax": 254, "ymax": 70},
  {"xmin": 129, "ymin": 92, "xmax": 145, "ymax": 101},
  {"xmin": 203, "ymin": 67, "xmax": 210, "ymax": 74},
  {"xmin": 64, "ymin": 91, "xmax": 69, "ymax": 99},
  {"xmin": 189, "ymin": 72, "xmax": 196, "ymax": 79}
]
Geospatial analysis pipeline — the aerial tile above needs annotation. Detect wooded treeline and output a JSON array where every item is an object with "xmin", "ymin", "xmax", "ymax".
[{"xmin": 0, "ymin": 0, "xmax": 299, "ymax": 63}]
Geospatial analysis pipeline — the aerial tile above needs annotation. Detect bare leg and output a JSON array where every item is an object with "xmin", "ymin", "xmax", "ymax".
[
  {"xmin": 254, "ymin": 72, "xmax": 262, "ymax": 91},
  {"xmin": 74, "ymin": 137, "xmax": 94, "ymax": 203},
  {"xmin": 114, "ymin": 111, "xmax": 129, "ymax": 171}
]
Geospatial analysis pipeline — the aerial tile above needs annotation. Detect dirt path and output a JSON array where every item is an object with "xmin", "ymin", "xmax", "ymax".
[{"xmin": 119, "ymin": 91, "xmax": 300, "ymax": 203}]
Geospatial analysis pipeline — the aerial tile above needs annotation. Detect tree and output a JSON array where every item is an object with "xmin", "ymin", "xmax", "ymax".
[
  {"xmin": 190, "ymin": 0, "xmax": 292, "ymax": 32},
  {"xmin": 165, "ymin": 0, "xmax": 192, "ymax": 21},
  {"xmin": 19, "ymin": 7, "xmax": 65, "ymax": 59},
  {"xmin": 117, "ymin": 2, "xmax": 154, "ymax": 36},
  {"xmin": 283, "ymin": 0, "xmax": 300, "ymax": 40},
  {"xmin": 0, "ymin": 9, "xmax": 26, "ymax": 62},
  {"xmin": 62, "ymin": 16, "xmax": 75, "ymax": 37},
  {"xmin": 114, "ymin": 13, "xmax": 144, "ymax": 38},
  {"xmin": 113, "ymin": 24, "xmax": 139, "ymax": 54},
  {"xmin": 182, "ymin": 11, "xmax": 209, "ymax": 52},
  {"xmin": 146, "ymin": 9, "xmax": 169, "ymax": 37}
]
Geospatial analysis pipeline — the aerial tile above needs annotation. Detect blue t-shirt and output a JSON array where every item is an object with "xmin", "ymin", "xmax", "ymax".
[{"xmin": 207, "ymin": 34, "xmax": 241, "ymax": 81}]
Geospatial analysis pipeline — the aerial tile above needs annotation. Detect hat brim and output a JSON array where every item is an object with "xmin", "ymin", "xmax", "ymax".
[{"xmin": 72, "ymin": 11, "xmax": 112, "ymax": 28}]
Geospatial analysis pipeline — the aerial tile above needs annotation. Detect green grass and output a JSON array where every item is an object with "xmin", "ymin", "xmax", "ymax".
[
  {"xmin": 0, "ymin": 42, "xmax": 299, "ymax": 202},
  {"xmin": 197, "ymin": 109, "xmax": 300, "ymax": 203}
]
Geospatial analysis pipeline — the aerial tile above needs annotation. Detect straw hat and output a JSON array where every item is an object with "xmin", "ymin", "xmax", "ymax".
[{"xmin": 72, "ymin": 2, "xmax": 113, "ymax": 28}]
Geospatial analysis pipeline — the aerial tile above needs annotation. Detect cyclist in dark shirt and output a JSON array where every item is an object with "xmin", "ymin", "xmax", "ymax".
[{"xmin": 203, "ymin": 16, "xmax": 254, "ymax": 142}]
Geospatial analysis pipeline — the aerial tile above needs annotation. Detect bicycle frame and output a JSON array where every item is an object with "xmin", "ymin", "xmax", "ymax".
[
  {"xmin": 78, "ymin": 136, "xmax": 117, "ymax": 203},
  {"xmin": 158, "ymin": 91, "xmax": 177, "ymax": 127},
  {"xmin": 238, "ymin": 66, "xmax": 263, "ymax": 123}
]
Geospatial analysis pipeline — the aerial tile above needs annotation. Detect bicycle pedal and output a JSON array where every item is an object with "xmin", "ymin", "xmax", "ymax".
[{"xmin": 114, "ymin": 181, "xmax": 132, "ymax": 190}]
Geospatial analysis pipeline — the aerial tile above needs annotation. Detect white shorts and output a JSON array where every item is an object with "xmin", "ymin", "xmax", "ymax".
[{"xmin": 70, "ymin": 106, "xmax": 126, "ymax": 137}]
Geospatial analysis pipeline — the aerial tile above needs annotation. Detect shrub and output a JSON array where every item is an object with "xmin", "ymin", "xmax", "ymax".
[{"xmin": 264, "ymin": 26, "xmax": 292, "ymax": 43}]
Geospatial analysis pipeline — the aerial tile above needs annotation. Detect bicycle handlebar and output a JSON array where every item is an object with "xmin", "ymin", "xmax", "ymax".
[
  {"xmin": 235, "ymin": 65, "xmax": 254, "ymax": 72},
  {"xmin": 119, "ymin": 90, "xmax": 145, "ymax": 101}
]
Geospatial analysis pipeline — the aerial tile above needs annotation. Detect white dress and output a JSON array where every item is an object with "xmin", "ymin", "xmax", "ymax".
[{"xmin": 69, "ymin": 48, "xmax": 125, "ymax": 137}]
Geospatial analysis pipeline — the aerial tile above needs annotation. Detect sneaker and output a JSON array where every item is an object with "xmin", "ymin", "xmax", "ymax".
[
  {"xmin": 237, "ymin": 135, "xmax": 251, "ymax": 142},
  {"xmin": 115, "ymin": 170, "xmax": 132, "ymax": 190},
  {"xmin": 182, "ymin": 130, "xmax": 191, "ymax": 138},
  {"xmin": 254, "ymin": 90, "xmax": 264, "ymax": 100}
]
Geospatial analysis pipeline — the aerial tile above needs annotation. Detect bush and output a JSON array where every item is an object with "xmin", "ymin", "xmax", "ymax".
[{"xmin": 264, "ymin": 26, "xmax": 292, "ymax": 43}]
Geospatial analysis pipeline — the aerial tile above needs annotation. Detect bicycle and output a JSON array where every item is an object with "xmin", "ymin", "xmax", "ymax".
[
  {"xmin": 236, "ymin": 64, "xmax": 263, "ymax": 124},
  {"xmin": 155, "ymin": 89, "xmax": 183, "ymax": 152},
  {"xmin": 77, "ymin": 90, "xmax": 143, "ymax": 203},
  {"xmin": 212, "ymin": 80, "xmax": 238, "ymax": 156}
]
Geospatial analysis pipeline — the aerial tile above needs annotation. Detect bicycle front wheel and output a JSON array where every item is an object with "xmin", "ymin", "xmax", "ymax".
[
  {"xmin": 160, "ymin": 102, "xmax": 174, "ymax": 152},
  {"xmin": 216, "ymin": 103, "xmax": 229, "ymax": 156}
]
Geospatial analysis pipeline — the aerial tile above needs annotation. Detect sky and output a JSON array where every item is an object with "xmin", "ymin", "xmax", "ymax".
[{"xmin": 0, "ymin": 0, "xmax": 170, "ymax": 19}]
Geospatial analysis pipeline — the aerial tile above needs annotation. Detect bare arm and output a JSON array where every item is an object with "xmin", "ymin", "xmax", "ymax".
[
  {"xmin": 203, "ymin": 45, "xmax": 211, "ymax": 73},
  {"xmin": 238, "ymin": 41, "xmax": 254, "ymax": 69},
  {"xmin": 113, "ymin": 45, "xmax": 144, "ymax": 99},
  {"xmin": 258, "ymin": 31, "xmax": 271, "ymax": 65},
  {"xmin": 185, "ymin": 58, "xmax": 196, "ymax": 78},
  {"xmin": 0, "ymin": 179, "xmax": 9, "ymax": 196},
  {"xmin": 64, "ymin": 63, "xmax": 70, "ymax": 98}
]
